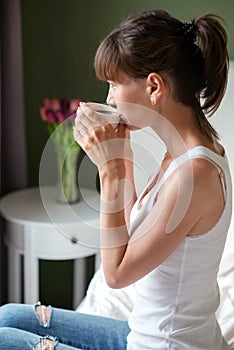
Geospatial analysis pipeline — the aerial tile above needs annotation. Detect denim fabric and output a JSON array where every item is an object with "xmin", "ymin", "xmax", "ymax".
[{"xmin": 0, "ymin": 303, "xmax": 130, "ymax": 349}]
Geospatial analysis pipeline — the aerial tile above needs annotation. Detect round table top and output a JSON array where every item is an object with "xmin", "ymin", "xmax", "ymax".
[{"xmin": 0, "ymin": 186, "xmax": 100, "ymax": 227}]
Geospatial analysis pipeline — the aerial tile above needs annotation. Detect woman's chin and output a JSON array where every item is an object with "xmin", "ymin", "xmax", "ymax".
[{"xmin": 125, "ymin": 124, "xmax": 141, "ymax": 131}]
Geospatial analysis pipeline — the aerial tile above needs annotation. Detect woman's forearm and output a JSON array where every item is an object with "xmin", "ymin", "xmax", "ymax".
[
  {"xmin": 99, "ymin": 159, "xmax": 133, "ymax": 287},
  {"xmin": 124, "ymin": 157, "xmax": 137, "ymax": 225}
]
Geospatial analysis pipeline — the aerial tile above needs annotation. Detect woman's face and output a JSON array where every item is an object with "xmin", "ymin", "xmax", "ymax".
[
  {"xmin": 106, "ymin": 72, "xmax": 154, "ymax": 130},
  {"xmin": 106, "ymin": 73, "xmax": 148, "ymax": 105}
]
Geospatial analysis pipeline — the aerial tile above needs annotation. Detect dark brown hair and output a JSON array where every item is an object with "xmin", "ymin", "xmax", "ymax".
[{"xmin": 94, "ymin": 10, "xmax": 229, "ymax": 141}]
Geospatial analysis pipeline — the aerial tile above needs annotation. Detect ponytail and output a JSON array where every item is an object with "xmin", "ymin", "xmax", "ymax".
[{"xmin": 193, "ymin": 14, "xmax": 229, "ymax": 117}]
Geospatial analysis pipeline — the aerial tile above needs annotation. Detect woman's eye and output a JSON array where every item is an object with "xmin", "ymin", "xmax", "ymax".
[{"xmin": 109, "ymin": 83, "xmax": 116, "ymax": 89}]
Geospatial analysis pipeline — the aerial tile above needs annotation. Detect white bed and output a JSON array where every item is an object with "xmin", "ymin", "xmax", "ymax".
[{"xmin": 77, "ymin": 61, "xmax": 234, "ymax": 347}]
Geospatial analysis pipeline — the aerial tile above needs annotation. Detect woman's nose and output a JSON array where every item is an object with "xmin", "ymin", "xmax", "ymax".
[{"xmin": 106, "ymin": 89, "xmax": 115, "ymax": 106}]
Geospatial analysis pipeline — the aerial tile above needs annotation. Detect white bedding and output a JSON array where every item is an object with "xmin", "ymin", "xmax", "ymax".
[
  {"xmin": 77, "ymin": 254, "xmax": 234, "ymax": 346},
  {"xmin": 77, "ymin": 265, "xmax": 136, "ymax": 321},
  {"xmin": 217, "ymin": 251, "xmax": 234, "ymax": 346}
]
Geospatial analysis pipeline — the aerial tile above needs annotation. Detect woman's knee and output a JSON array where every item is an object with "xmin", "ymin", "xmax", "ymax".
[
  {"xmin": 0, "ymin": 327, "xmax": 22, "ymax": 347},
  {"xmin": 0, "ymin": 327, "xmax": 57, "ymax": 349},
  {"xmin": 0, "ymin": 304, "xmax": 16, "ymax": 327},
  {"xmin": 0, "ymin": 303, "xmax": 31, "ymax": 328}
]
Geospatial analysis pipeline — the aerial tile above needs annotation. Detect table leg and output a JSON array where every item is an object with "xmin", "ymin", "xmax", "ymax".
[
  {"xmin": 95, "ymin": 252, "xmax": 101, "ymax": 271},
  {"xmin": 8, "ymin": 245, "xmax": 21, "ymax": 303},
  {"xmin": 73, "ymin": 258, "xmax": 86, "ymax": 309},
  {"xmin": 73, "ymin": 252, "xmax": 100, "ymax": 310},
  {"xmin": 24, "ymin": 226, "xmax": 39, "ymax": 304}
]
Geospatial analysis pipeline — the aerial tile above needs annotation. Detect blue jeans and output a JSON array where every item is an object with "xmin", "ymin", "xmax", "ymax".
[{"xmin": 0, "ymin": 303, "xmax": 130, "ymax": 349}]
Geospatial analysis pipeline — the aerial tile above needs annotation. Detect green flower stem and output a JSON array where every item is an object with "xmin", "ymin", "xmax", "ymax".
[
  {"xmin": 56, "ymin": 146, "xmax": 80, "ymax": 203},
  {"xmin": 48, "ymin": 121, "xmax": 81, "ymax": 203}
]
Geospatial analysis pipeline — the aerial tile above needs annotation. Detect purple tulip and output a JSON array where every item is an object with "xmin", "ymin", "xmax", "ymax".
[
  {"xmin": 40, "ymin": 97, "xmax": 83, "ymax": 125},
  {"xmin": 46, "ymin": 110, "xmax": 56, "ymax": 123},
  {"xmin": 61, "ymin": 98, "xmax": 70, "ymax": 118},
  {"xmin": 40, "ymin": 106, "xmax": 48, "ymax": 121},
  {"xmin": 51, "ymin": 98, "xmax": 61, "ymax": 111},
  {"xmin": 70, "ymin": 99, "xmax": 81, "ymax": 113},
  {"xmin": 55, "ymin": 111, "xmax": 66, "ymax": 123}
]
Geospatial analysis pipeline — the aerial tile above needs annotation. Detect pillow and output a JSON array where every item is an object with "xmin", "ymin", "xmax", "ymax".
[
  {"xmin": 76, "ymin": 265, "xmax": 136, "ymax": 320},
  {"xmin": 217, "ymin": 252, "xmax": 234, "ymax": 347}
]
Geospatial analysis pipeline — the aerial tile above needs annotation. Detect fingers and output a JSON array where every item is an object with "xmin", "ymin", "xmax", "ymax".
[
  {"xmin": 74, "ymin": 110, "xmax": 94, "ymax": 143},
  {"xmin": 73, "ymin": 104, "xmax": 129, "ymax": 159},
  {"xmin": 74, "ymin": 107, "xmax": 94, "ymax": 131},
  {"xmin": 76, "ymin": 104, "xmax": 108, "ymax": 128},
  {"xmin": 73, "ymin": 126, "xmax": 84, "ymax": 146},
  {"xmin": 75, "ymin": 103, "xmax": 122, "ymax": 132},
  {"xmin": 115, "ymin": 122, "xmax": 127, "ymax": 138}
]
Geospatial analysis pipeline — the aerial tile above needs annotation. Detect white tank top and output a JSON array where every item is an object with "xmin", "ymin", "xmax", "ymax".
[{"xmin": 127, "ymin": 146, "xmax": 233, "ymax": 350}]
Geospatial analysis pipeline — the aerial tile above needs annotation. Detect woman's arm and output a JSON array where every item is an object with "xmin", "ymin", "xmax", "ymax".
[
  {"xmin": 99, "ymin": 157, "xmax": 223, "ymax": 289},
  {"xmin": 122, "ymin": 130, "xmax": 137, "ymax": 226}
]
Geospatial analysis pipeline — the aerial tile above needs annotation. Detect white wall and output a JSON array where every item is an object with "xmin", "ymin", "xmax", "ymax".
[
  {"xmin": 212, "ymin": 61, "xmax": 234, "ymax": 254},
  {"xmin": 212, "ymin": 61, "xmax": 234, "ymax": 176}
]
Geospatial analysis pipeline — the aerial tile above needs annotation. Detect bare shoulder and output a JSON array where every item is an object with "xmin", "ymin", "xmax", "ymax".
[
  {"xmin": 164, "ymin": 156, "xmax": 224, "ymax": 219},
  {"xmin": 175, "ymin": 157, "xmax": 223, "ymax": 204},
  {"xmin": 186, "ymin": 157, "xmax": 225, "ymax": 236},
  {"xmin": 165, "ymin": 156, "xmax": 220, "ymax": 189},
  {"xmin": 159, "ymin": 154, "xmax": 225, "ymax": 215},
  {"xmin": 191, "ymin": 157, "xmax": 221, "ymax": 185}
]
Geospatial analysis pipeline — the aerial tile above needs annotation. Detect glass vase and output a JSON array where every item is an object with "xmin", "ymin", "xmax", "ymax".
[{"xmin": 56, "ymin": 145, "xmax": 81, "ymax": 204}]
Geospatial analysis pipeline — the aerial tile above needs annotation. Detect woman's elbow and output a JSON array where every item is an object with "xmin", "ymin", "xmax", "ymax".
[{"xmin": 104, "ymin": 271, "xmax": 131, "ymax": 289}]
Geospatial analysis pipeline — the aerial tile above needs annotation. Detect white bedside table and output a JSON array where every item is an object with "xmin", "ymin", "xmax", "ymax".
[{"xmin": 0, "ymin": 186, "xmax": 100, "ymax": 308}]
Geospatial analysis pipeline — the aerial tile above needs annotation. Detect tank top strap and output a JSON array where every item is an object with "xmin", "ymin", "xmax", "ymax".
[
  {"xmin": 186, "ymin": 146, "xmax": 230, "ymax": 202},
  {"xmin": 148, "ymin": 146, "xmax": 230, "ymax": 207},
  {"xmin": 186, "ymin": 146, "xmax": 229, "ymax": 172}
]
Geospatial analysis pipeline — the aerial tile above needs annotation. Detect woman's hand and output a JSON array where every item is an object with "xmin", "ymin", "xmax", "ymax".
[{"xmin": 73, "ymin": 103, "xmax": 132, "ymax": 175}]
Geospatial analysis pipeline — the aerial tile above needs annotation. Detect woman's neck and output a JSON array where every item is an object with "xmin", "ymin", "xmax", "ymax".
[{"xmin": 151, "ymin": 98, "xmax": 218, "ymax": 157}]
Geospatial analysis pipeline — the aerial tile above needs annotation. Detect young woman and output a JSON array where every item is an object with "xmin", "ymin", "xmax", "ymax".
[{"xmin": 0, "ymin": 9, "xmax": 232, "ymax": 350}]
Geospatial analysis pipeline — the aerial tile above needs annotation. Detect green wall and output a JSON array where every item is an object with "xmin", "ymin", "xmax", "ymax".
[{"xmin": 21, "ymin": 0, "xmax": 234, "ymax": 308}]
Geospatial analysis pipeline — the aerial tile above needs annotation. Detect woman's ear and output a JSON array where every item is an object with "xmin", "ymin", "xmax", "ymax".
[{"xmin": 147, "ymin": 73, "xmax": 164, "ymax": 106}]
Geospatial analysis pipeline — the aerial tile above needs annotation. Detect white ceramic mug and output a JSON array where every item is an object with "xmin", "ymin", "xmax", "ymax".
[{"xmin": 85, "ymin": 102, "xmax": 121, "ymax": 128}]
